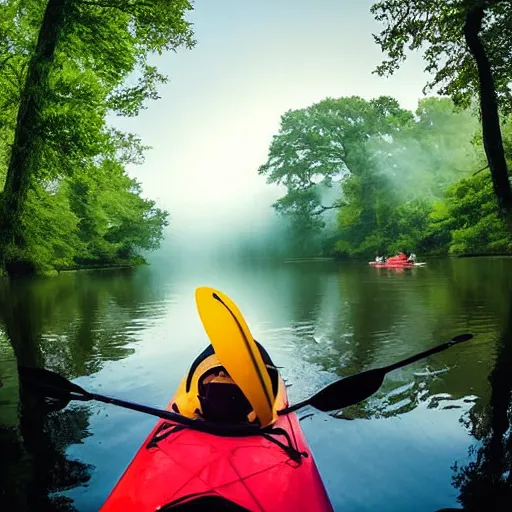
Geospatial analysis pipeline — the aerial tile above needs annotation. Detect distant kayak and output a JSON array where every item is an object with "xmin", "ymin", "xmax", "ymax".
[
  {"xmin": 369, "ymin": 261, "xmax": 427, "ymax": 268},
  {"xmin": 100, "ymin": 345, "xmax": 334, "ymax": 511}
]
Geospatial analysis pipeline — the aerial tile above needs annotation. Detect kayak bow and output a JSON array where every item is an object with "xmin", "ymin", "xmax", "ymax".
[{"xmin": 100, "ymin": 345, "xmax": 334, "ymax": 512}]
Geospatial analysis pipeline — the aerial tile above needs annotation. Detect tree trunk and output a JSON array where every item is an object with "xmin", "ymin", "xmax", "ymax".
[
  {"xmin": 463, "ymin": 6, "xmax": 512, "ymax": 233},
  {"xmin": 0, "ymin": 0, "xmax": 68, "ymax": 271}
]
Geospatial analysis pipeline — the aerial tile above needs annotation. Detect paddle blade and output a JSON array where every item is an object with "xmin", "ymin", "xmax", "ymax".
[
  {"xmin": 18, "ymin": 366, "xmax": 89, "ymax": 400},
  {"xmin": 305, "ymin": 333, "xmax": 473, "ymax": 413},
  {"xmin": 450, "ymin": 333, "xmax": 473, "ymax": 344},
  {"xmin": 309, "ymin": 369, "xmax": 385, "ymax": 412},
  {"xmin": 195, "ymin": 287, "xmax": 275, "ymax": 427}
]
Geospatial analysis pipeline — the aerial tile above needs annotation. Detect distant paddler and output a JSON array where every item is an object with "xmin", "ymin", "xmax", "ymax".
[{"xmin": 375, "ymin": 253, "xmax": 384, "ymax": 263}]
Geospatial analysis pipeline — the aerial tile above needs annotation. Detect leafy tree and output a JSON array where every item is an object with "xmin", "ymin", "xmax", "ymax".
[
  {"xmin": 445, "ymin": 172, "xmax": 511, "ymax": 254},
  {"xmin": 418, "ymin": 200, "xmax": 455, "ymax": 255},
  {"xmin": 260, "ymin": 95, "xmax": 485, "ymax": 258},
  {"xmin": 371, "ymin": 0, "xmax": 512, "ymax": 230},
  {"xmin": 20, "ymin": 182, "xmax": 83, "ymax": 274},
  {"xmin": 0, "ymin": 0, "xmax": 195, "ymax": 272},
  {"xmin": 68, "ymin": 159, "xmax": 169, "ymax": 264},
  {"xmin": 436, "ymin": 112, "xmax": 512, "ymax": 255},
  {"xmin": 258, "ymin": 96, "xmax": 413, "ymax": 250},
  {"xmin": 370, "ymin": 97, "xmax": 481, "ymax": 200},
  {"xmin": 334, "ymin": 167, "xmax": 399, "ymax": 258},
  {"xmin": 371, "ymin": 1, "xmax": 512, "ymax": 112}
]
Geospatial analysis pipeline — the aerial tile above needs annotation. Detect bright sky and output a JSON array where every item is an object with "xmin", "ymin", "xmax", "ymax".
[{"xmin": 112, "ymin": 0, "xmax": 432, "ymax": 242}]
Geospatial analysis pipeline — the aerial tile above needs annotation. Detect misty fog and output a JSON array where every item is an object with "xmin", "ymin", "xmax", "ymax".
[{"xmin": 107, "ymin": 0, "xmax": 433, "ymax": 268}]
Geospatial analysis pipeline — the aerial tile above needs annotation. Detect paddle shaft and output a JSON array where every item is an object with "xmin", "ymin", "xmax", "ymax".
[
  {"xmin": 87, "ymin": 392, "xmax": 267, "ymax": 437},
  {"xmin": 281, "ymin": 397, "xmax": 312, "ymax": 414},
  {"xmin": 280, "ymin": 335, "xmax": 470, "ymax": 414},
  {"xmin": 383, "ymin": 338, "xmax": 465, "ymax": 373},
  {"xmin": 20, "ymin": 364, "xmax": 272, "ymax": 437},
  {"xmin": 23, "ymin": 372, "xmax": 269, "ymax": 437}
]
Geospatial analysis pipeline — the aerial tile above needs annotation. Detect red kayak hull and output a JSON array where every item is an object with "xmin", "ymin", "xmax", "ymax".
[
  {"xmin": 100, "ymin": 392, "xmax": 333, "ymax": 511},
  {"xmin": 368, "ymin": 261, "xmax": 426, "ymax": 269},
  {"xmin": 369, "ymin": 262, "xmax": 415, "ymax": 268}
]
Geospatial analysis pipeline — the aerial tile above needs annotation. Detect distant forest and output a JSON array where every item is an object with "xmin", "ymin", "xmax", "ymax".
[
  {"xmin": 259, "ymin": 96, "xmax": 512, "ymax": 259},
  {"xmin": 0, "ymin": 0, "xmax": 195, "ymax": 276},
  {"xmin": 259, "ymin": 0, "xmax": 512, "ymax": 259}
]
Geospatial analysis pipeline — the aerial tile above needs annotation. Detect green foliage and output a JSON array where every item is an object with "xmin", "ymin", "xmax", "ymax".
[
  {"xmin": 371, "ymin": 0, "xmax": 512, "ymax": 115},
  {"xmin": 370, "ymin": 97, "xmax": 481, "ymax": 200},
  {"xmin": 0, "ymin": 0, "xmax": 194, "ymax": 273},
  {"xmin": 67, "ymin": 160, "xmax": 169, "ymax": 264},
  {"xmin": 334, "ymin": 170, "xmax": 400, "ymax": 258},
  {"xmin": 2, "ymin": 157, "xmax": 169, "ymax": 275},
  {"xmin": 446, "ymin": 173, "xmax": 512, "ymax": 254},
  {"xmin": 27, "ymin": 0, "xmax": 194, "ymax": 181},
  {"xmin": 260, "ymin": 94, "xmax": 500, "ymax": 259},
  {"xmin": 22, "ymin": 182, "xmax": 83, "ymax": 272},
  {"xmin": 258, "ymin": 96, "xmax": 414, "ymax": 252},
  {"xmin": 1, "ymin": 183, "xmax": 82, "ymax": 275},
  {"xmin": 259, "ymin": 95, "xmax": 413, "ymax": 191}
]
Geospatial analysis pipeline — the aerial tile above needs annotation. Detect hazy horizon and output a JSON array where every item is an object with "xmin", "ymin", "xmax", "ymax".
[{"xmin": 109, "ymin": 0, "xmax": 434, "ymax": 260}]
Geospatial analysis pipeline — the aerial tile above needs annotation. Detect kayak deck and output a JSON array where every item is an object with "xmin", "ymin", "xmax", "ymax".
[
  {"xmin": 100, "ymin": 361, "xmax": 333, "ymax": 512},
  {"xmin": 101, "ymin": 407, "xmax": 332, "ymax": 511}
]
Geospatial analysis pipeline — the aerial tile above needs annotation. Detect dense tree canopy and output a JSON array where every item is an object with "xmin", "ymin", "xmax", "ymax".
[
  {"xmin": 371, "ymin": 0, "xmax": 512, "ymax": 229},
  {"xmin": 259, "ymin": 95, "xmax": 511, "ymax": 258},
  {"xmin": 371, "ymin": 0, "xmax": 512, "ymax": 113},
  {"xmin": 258, "ymin": 96, "xmax": 414, "ymax": 253},
  {"xmin": 0, "ymin": 0, "xmax": 194, "ymax": 274}
]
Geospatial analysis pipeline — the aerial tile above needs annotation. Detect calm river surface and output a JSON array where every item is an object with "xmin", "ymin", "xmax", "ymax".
[{"xmin": 1, "ymin": 257, "xmax": 511, "ymax": 511}]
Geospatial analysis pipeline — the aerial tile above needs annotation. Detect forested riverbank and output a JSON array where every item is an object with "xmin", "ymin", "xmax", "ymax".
[
  {"xmin": 258, "ymin": 97, "xmax": 512, "ymax": 260},
  {"xmin": 0, "ymin": 0, "xmax": 195, "ymax": 276},
  {"xmin": 2, "ymin": 0, "xmax": 511, "ymax": 272},
  {"xmin": 258, "ymin": 0, "xmax": 512, "ymax": 260}
]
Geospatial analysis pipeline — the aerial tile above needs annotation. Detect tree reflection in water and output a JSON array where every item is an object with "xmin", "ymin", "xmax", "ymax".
[
  {"xmin": 0, "ymin": 270, "xmax": 149, "ymax": 511},
  {"xmin": 451, "ymin": 299, "xmax": 512, "ymax": 512}
]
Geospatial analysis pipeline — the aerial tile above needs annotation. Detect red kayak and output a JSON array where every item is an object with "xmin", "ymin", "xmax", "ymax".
[
  {"xmin": 369, "ymin": 260, "xmax": 426, "ymax": 269},
  {"xmin": 100, "ymin": 344, "xmax": 334, "ymax": 511},
  {"xmin": 369, "ymin": 261, "xmax": 415, "ymax": 268}
]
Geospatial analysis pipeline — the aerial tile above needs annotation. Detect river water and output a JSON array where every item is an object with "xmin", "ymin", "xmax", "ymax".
[{"xmin": 1, "ymin": 257, "xmax": 511, "ymax": 511}]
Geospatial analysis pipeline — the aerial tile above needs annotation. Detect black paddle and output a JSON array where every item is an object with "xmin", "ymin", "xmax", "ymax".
[
  {"xmin": 18, "ymin": 366, "xmax": 267, "ymax": 437},
  {"xmin": 279, "ymin": 333, "xmax": 473, "ymax": 414},
  {"xmin": 18, "ymin": 333, "xmax": 473, "ymax": 434}
]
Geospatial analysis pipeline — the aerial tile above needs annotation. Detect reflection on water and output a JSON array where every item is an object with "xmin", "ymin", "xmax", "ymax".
[
  {"xmin": 0, "ymin": 257, "xmax": 511, "ymax": 511},
  {"xmin": 452, "ymin": 298, "xmax": 512, "ymax": 511},
  {"xmin": 0, "ymin": 269, "xmax": 170, "ymax": 511}
]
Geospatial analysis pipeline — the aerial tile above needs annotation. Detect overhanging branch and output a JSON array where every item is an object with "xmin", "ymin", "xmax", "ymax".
[
  {"xmin": 473, "ymin": 164, "xmax": 490, "ymax": 176},
  {"xmin": 80, "ymin": 0, "xmax": 152, "ymax": 12},
  {"xmin": 314, "ymin": 203, "xmax": 345, "ymax": 215}
]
